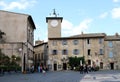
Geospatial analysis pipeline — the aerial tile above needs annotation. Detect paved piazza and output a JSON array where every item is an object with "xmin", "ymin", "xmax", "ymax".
[{"xmin": 0, "ymin": 70, "xmax": 120, "ymax": 82}]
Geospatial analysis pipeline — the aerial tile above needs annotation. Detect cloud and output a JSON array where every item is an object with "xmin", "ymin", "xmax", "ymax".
[
  {"xmin": 99, "ymin": 12, "xmax": 108, "ymax": 19},
  {"xmin": 113, "ymin": 0, "xmax": 120, "ymax": 3},
  {"xmin": 62, "ymin": 19, "xmax": 93, "ymax": 37},
  {"xmin": 62, "ymin": 20, "xmax": 73, "ymax": 30},
  {"xmin": 0, "ymin": 0, "xmax": 36, "ymax": 10},
  {"xmin": 111, "ymin": 7, "xmax": 120, "ymax": 19}
]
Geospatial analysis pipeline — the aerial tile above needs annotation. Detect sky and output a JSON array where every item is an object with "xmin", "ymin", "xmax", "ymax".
[{"xmin": 0, "ymin": 0, "xmax": 120, "ymax": 42}]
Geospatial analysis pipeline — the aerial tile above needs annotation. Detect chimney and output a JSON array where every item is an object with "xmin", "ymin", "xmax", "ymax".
[
  {"xmin": 115, "ymin": 33, "xmax": 119, "ymax": 37},
  {"xmin": 81, "ymin": 31, "xmax": 84, "ymax": 35}
]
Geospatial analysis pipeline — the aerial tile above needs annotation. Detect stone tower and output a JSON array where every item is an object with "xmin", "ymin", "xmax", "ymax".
[{"xmin": 46, "ymin": 9, "xmax": 63, "ymax": 38}]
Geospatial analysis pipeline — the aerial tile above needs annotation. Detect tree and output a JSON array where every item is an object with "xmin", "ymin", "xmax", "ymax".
[
  {"xmin": 68, "ymin": 56, "xmax": 85, "ymax": 70},
  {"xmin": 0, "ymin": 30, "xmax": 5, "ymax": 39},
  {"xmin": 0, "ymin": 50, "xmax": 21, "ymax": 72},
  {"xmin": 0, "ymin": 49, "xmax": 10, "ymax": 66},
  {"xmin": 16, "ymin": 56, "xmax": 21, "ymax": 62},
  {"xmin": 0, "ymin": 30, "xmax": 6, "ymax": 43},
  {"xmin": 0, "ymin": 49, "xmax": 11, "ymax": 71},
  {"xmin": 11, "ymin": 55, "xmax": 19, "ymax": 62}
]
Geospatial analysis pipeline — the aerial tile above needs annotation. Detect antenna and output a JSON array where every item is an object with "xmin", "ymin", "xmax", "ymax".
[
  {"xmin": 49, "ymin": 9, "xmax": 59, "ymax": 17},
  {"xmin": 53, "ymin": 9, "xmax": 57, "ymax": 17}
]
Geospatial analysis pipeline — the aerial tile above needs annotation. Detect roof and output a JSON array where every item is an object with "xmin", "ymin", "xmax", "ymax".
[
  {"xmin": 71, "ymin": 33, "xmax": 105, "ymax": 38},
  {"xmin": 46, "ymin": 17, "xmax": 63, "ymax": 22},
  {"xmin": 0, "ymin": 10, "xmax": 36, "ymax": 29},
  {"xmin": 49, "ymin": 33, "xmax": 106, "ymax": 40},
  {"xmin": 28, "ymin": 16, "xmax": 36, "ymax": 29},
  {"xmin": 105, "ymin": 36, "xmax": 120, "ymax": 41},
  {"xmin": 34, "ymin": 42, "xmax": 48, "ymax": 48}
]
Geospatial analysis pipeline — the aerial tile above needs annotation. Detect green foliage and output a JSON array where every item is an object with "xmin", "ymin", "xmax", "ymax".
[
  {"xmin": 16, "ymin": 56, "xmax": 21, "ymax": 62},
  {"xmin": 74, "ymin": 66, "xmax": 80, "ymax": 71},
  {"xmin": 0, "ymin": 49, "xmax": 10, "ymax": 65},
  {"xmin": 0, "ymin": 49, "xmax": 21, "ymax": 71},
  {"xmin": 0, "ymin": 30, "xmax": 5, "ymax": 43},
  {"xmin": 94, "ymin": 66, "xmax": 100, "ymax": 71},
  {"xmin": 0, "ymin": 65, "xmax": 21, "ymax": 71},
  {"xmin": 68, "ymin": 56, "xmax": 85, "ymax": 70},
  {"xmin": 0, "ymin": 30, "xmax": 5, "ymax": 39}
]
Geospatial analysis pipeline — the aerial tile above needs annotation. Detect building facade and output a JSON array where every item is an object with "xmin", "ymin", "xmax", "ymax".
[
  {"xmin": 104, "ymin": 34, "xmax": 120, "ymax": 70},
  {"xmin": 0, "ymin": 10, "xmax": 36, "ymax": 72},
  {"xmin": 34, "ymin": 40, "xmax": 48, "ymax": 70},
  {"xmin": 33, "ymin": 10, "xmax": 120, "ymax": 71},
  {"xmin": 45, "ymin": 10, "xmax": 120, "ymax": 71}
]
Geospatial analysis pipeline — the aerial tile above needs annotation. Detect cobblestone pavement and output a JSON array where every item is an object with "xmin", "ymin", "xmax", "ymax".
[{"xmin": 0, "ymin": 70, "xmax": 120, "ymax": 82}]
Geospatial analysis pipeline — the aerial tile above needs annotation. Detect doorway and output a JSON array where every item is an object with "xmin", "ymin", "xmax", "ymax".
[
  {"xmin": 100, "ymin": 62, "xmax": 103, "ymax": 69},
  {"xmin": 54, "ymin": 64, "xmax": 57, "ymax": 71},
  {"xmin": 110, "ymin": 63, "xmax": 114, "ymax": 70},
  {"xmin": 88, "ymin": 60, "xmax": 91, "ymax": 65},
  {"xmin": 63, "ymin": 63, "xmax": 67, "ymax": 70}
]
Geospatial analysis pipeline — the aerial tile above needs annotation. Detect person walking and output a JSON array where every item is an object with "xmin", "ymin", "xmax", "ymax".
[
  {"xmin": 79, "ymin": 65, "xmax": 84, "ymax": 74},
  {"xmin": 42, "ymin": 66, "xmax": 46, "ymax": 75},
  {"xmin": 40, "ymin": 65, "xmax": 43, "ymax": 73},
  {"xmin": 84, "ymin": 64, "xmax": 88, "ymax": 74},
  {"xmin": 38, "ymin": 65, "xmax": 40, "ymax": 73},
  {"xmin": 31, "ymin": 64, "xmax": 34, "ymax": 73}
]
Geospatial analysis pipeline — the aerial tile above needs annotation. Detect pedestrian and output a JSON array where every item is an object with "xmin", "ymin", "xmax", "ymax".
[
  {"xmin": 31, "ymin": 64, "xmax": 34, "ymax": 73},
  {"xmin": 42, "ymin": 66, "xmax": 46, "ymax": 75},
  {"xmin": 40, "ymin": 65, "xmax": 43, "ymax": 73},
  {"xmin": 88, "ymin": 65, "xmax": 92, "ymax": 72},
  {"xmin": 79, "ymin": 65, "xmax": 84, "ymax": 74},
  {"xmin": 84, "ymin": 64, "xmax": 88, "ymax": 73},
  {"xmin": 38, "ymin": 65, "xmax": 40, "ymax": 73},
  {"xmin": 42, "ymin": 69, "xmax": 46, "ymax": 75}
]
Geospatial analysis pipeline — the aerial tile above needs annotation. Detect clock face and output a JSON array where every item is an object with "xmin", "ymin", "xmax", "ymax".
[{"xmin": 50, "ymin": 20, "xmax": 58, "ymax": 27}]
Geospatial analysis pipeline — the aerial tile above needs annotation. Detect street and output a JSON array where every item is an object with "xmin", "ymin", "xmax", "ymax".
[{"xmin": 0, "ymin": 70, "xmax": 120, "ymax": 82}]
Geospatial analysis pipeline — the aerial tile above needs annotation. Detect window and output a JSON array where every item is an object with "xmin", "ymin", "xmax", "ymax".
[
  {"xmin": 87, "ymin": 39, "xmax": 90, "ymax": 44},
  {"xmin": 38, "ymin": 54, "xmax": 40, "ymax": 61},
  {"xmin": 109, "ymin": 41, "xmax": 113, "ymax": 47},
  {"xmin": 52, "ymin": 50, "xmax": 57, "ymax": 55},
  {"xmin": 73, "ymin": 49, "xmax": 79, "ymax": 55},
  {"xmin": 99, "ymin": 38, "xmax": 102, "ymax": 44},
  {"xmin": 73, "ymin": 40, "xmax": 79, "ymax": 45},
  {"xmin": 27, "ymin": 29, "xmax": 30, "ymax": 42},
  {"xmin": 28, "ymin": 29, "xmax": 33, "ymax": 44},
  {"xmin": 52, "ymin": 40, "xmax": 57, "ymax": 46},
  {"xmin": 62, "ymin": 49, "xmax": 68, "ymax": 55},
  {"xmin": 62, "ymin": 40, "xmax": 67, "ymax": 45},
  {"xmin": 100, "ymin": 49, "xmax": 103, "ymax": 55},
  {"xmin": 88, "ymin": 60, "xmax": 91, "ymax": 65},
  {"xmin": 88, "ymin": 49, "xmax": 91, "ymax": 55},
  {"xmin": 109, "ymin": 51, "xmax": 113, "ymax": 58},
  {"xmin": 31, "ymin": 33, "xmax": 33, "ymax": 43},
  {"xmin": 41, "ymin": 53, "xmax": 44, "ymax": 60}
]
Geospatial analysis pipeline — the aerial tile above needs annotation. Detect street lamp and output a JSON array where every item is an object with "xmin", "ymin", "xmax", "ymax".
[{"xmin": 18, "ymin": 48, "xmax": 22, "ymax": 52}]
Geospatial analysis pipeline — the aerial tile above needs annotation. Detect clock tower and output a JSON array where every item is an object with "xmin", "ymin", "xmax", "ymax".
[{"xmin": 46, "ymin": 9, "xmax": 63, "ymax": 38}]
